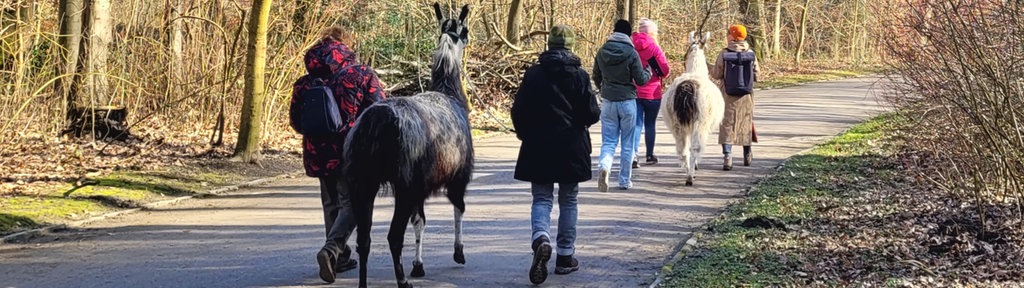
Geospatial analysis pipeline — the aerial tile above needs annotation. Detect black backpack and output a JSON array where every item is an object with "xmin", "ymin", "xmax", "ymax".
[
  {"xmin": 300, "ymin": 78, "xmax": 344, "ymax": 136},
  {"xmin": 722, "ymin": 51, "xmax": 756, "ymax": 96}
]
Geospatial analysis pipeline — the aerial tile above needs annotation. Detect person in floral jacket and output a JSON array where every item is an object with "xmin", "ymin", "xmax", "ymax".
[{"xmin": 288, "ymin": 26, "xmax": 386, "ymax": 283}]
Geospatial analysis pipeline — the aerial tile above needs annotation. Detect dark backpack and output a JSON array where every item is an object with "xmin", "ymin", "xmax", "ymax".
[
  {"xmin": 300, "ymin": 78, "xmax": 344, "ymax": 136},
  {"xmin": 722, "ymin": 51, "xmax": 756, "ymax": 96}
]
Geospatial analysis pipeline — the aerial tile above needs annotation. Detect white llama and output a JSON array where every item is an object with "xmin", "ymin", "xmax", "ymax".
[{"xmin": 661, "ymin": 31, "xmax": 726, "ymax": 186}]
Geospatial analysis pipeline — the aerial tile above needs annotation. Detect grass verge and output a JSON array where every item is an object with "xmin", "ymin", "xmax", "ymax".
[
  {"xmin": 759, "ymin": 65, "xmax": 886, "ymax": 90},
  {"xmin": 662, "ymin": 115, "xmax": 900, "ymax": 287},
  {"xmin": 1, "ymin": 155, "xmax": 302, "ymax": 236}
]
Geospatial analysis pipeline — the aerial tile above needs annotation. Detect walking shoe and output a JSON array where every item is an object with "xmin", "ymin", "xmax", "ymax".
[
  {"xmin": 723, "ymin": 156, "xmax": 733, "ymax": 171},
  {"xmin": 554, "ymin": 254, "xmax": 580, "ymax": 275},
  {"xmin": 645, "ymin": 155, "xmax": 658, "ymax": 165},
  {"xmin": 333, "ymin": 246, "xmax": 357, "ymax": 272},
  {"xmin": 334, "ymin": 258, "xmax": 357, "ymax": 273},
  {"xmin": 598, "ymin": 169, "xmax": 609, "ymax": 192},
  {"xmin": 316, "ymin": 248, "xmax": 337, "ymax": 283},
  {"xmin": 529, "ymin": 236, "xmax": 553, "ymax": 284},
  {"xmin": 632, "ymin": 156, "xmax": 640, "ymax": 169},
  {"xmin": 744, "ymin": 152, "xmax": 752, "ymax": 166}
]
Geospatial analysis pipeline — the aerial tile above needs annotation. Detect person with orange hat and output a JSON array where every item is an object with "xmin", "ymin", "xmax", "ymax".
[{"xmin": 711, "ymin": 24, "xmax": 760, "ymax": 171}]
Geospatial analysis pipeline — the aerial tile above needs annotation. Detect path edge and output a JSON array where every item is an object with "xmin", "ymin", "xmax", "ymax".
[{"xmin": 1, "ymin": 170, "xmax": 304, "ymax": 244}]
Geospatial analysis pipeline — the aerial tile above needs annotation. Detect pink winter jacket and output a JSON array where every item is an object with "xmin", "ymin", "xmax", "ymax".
[{"xmin": 631, "ymin": 32, "xmax": 671, "ymax": 100}]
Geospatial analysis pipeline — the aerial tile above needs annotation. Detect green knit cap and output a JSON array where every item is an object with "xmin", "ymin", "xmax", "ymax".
[{"xmin": 548, "ymin": 25, "xmax": 575, "ymax": 50}]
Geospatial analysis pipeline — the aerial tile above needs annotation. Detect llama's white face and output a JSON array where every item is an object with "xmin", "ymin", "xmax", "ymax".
[{"xmin": 685, "ymin": 31, "xmax": 710, "ymax": 64}]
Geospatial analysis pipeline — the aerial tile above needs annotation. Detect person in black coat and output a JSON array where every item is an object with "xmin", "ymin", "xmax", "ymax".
[{"xmin": 512, "ymin": 24, "xmax": 600, "ymax": 285}]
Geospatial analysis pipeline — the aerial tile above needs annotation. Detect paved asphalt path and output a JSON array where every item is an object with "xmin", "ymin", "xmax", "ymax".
[{"xmin": 0, "ymin": 77, "xmax": 885, "ymax": 288}]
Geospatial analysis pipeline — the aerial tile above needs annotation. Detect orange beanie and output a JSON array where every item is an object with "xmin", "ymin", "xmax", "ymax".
[{"xmin": 728, "ymin": 25, "xmax": 748, "ymax": 41}]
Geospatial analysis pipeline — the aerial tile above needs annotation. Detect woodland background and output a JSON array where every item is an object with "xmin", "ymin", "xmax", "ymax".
[
  {"xmin": 0, "ymin": 0, "xmax": 879, "ymax": 182},
  {"xmin": 6, "ymin": 1, "xmax": 1024, "ymax": 284}
]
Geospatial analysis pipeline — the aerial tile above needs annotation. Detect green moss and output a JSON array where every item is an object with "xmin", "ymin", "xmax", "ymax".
[{"xmin": 0, "ymin": 196, "xmax": 113, "ymax": 232}]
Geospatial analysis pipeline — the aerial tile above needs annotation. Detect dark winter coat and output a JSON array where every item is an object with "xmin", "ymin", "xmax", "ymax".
[
  {"xmin": 592, "ymin": 32, "xmax": 651, "ymax": 101},
  {"xmin": 289, "ymin": 38, "xmax": 387, "ymax": 177},
  {"xmin": 512, "ymin": 49, "xmax": 601, "ymax": 183}
]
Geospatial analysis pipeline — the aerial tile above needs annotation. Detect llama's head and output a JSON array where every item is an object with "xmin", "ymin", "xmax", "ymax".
[
  {"xmin": 684, "ymin": 31, "xmax": 711, "ymax": 74},
  {"xmin": 433, "ymin": 3, "xmax": 470, "ymax": 62},
  {"xmin": 430, "ymin": 3, "xmax": 470, "ymax": 107}
]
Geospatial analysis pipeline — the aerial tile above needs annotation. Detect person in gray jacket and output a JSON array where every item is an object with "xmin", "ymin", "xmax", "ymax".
[{"xmin": 593, "ymin": 19, "xmax": 651, "ymax": 192}]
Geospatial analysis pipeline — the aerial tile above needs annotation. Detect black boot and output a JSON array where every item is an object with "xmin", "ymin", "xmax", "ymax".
[
  {"xmin": 645, "ymin": 155, "xmax": 658, "ymax": 165},
  {"xmin": 316, "ymin": 247, "xmax": 338, "ymax": 283},
  {"xmin": 554, "ymin": 254, "xmax": 580, "ymax": 275},
  {"xmin": 529, "ymin": 235, "xmax": 552, "ymax": 284},
  {"xmin": 333, "ymin": 245, "xmax": 358, "ymax": 273},
  {"xmin": 743, "ymin": 146, "xmax": 752, "ymax": 166}
]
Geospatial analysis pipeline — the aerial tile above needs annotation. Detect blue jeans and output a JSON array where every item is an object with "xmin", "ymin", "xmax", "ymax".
[
  {"xmin": 722, "ymin": 144, "xmax": 752, "ymax": 157},
  {"xmin": 598, "ymin": 99, "xmax": 637, "ymax": 188},
  {"xmin": 531, "ymin": 182, "xmax": 578, "ymax": 256},
  {"xmin": 634, "ymin": 99, "xmax": 661, "ymax": 158}
]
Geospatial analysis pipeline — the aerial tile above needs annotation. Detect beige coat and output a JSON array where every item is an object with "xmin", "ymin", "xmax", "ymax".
[{"xmin": 711, "ymin": 41, "xmax": 759, "ymax": 146}]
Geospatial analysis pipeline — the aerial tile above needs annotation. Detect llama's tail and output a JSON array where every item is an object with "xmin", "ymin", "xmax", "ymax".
[
  {"xmin": 673, "ymin": 80, "xmax": 699, "ymax": 126},
  {"xmin": 343, "ymin": 103, "xmax": 402, "ymax": 186}
]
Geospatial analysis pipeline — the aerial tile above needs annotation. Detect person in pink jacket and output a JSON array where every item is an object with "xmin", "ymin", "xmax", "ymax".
[{"xmin": 631, "ymin": 18, "xmax": 671, "ymax": 167}]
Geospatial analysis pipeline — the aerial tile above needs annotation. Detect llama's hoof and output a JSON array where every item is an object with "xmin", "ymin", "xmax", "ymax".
[
  {"xmin": 685, "ymin": 180, "xmax": 693, "ymax": 186},
  {"xmin": 411, "ymin": 262, "xmax": 426, "ymax": 278},
  {"xmin": 398, "ymin": 282, "xmax": 414, "ymax": 288},
  {"xmin": 453, "ymin": 244, "xmax": 466, "ymax": 264}
]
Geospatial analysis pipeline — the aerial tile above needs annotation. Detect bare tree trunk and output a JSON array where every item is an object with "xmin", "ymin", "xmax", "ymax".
[
  {"xmin": 85, "ymin": 0, "xmax": 112, "ymax": 107},
  {"xmin": 615, "ymin": 0, "xmax": 627, "ymax": 20},
  {"xmin": 740, "ymin": 0, "xmax": 766, "ymax": 60},
  {"xmin": 16, "ymin": 0, "xmax": 36, "ymax": 97},
  {"xmin": 506, "ymin": 0, "xmax": 522, "ymax": 45},
  {"xmin": 234, "ymin": 0, "xmax": 273, "ymax": 163},
  {"xmin": 772, "ymin": 0, "xmax": 782, "ymax": 58},
  {"xmin": 850, "ymin": 0, "xmax": 861, "ymax": 61},
  {"xmin": 628, "ymin": 0, "xmax": 638, "ymax": 26},
  {"xmin": 796, "ymin": 0, "xmax": 811, "ymax": 65},
  {"xmin": 57, "ymin": 0, "xmax": 85, "ymax": 122},
  {"xmin": 168, "ymin": 0, "xmax": 183, "ymax": 67}
]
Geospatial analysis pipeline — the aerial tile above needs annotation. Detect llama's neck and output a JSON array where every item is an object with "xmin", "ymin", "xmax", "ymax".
[
  {"xmin": 430, "ymin": 58, "xmax": 469, "ymax": 113},
  {"xmin": 686, "ymin": 54, "xmax": 709, "ymax": 75}
]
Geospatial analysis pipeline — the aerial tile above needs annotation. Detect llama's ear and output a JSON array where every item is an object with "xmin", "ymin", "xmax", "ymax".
[
  {"xmin": 458, "ymin": 4, "xmax": 470, "ymax": 23},
  {"xmin": 688, "ymin": 31, "xmax": 696, "ymax": 43},
  {"xmin": 459, "ymin": 27, "xmax": 470, "ymax": 44},
  {"xmin": 433, "ymin": 2, "xmax": 444, "ymax": 24}
]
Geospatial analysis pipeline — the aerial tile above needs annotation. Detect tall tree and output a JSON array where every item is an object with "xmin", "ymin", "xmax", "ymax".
[
  {"xmin": 234, "ymin": 0, "xmax": 273, "ymax": 163},
  {"xmin": 16, "ymin": 0, "xmax": 37, "ymax": 97},
  {"xmin": 84, "ymin": 0, "xmax": 112, "ymax": 108},
  {"xmin": 56, "ymin": 0, "xmax": 84, "ymax": 121},
  {"xmin": 795, "ymin": 0, "xmax": 811, "ymax": 65},
  {"xmin": 771, "ymin": 0, "xmax": 782, "ymax": 58},
  {"xmin": 615, "ymin": 0, "xmax": 627, "ymax": 20},
  {"xmin": 739, "ymin": 0, "xmax": 767, "ymax": 60},
  {"xmin": 628, "ymin": 0, "xmax": 638, "ymax": 27},
  {"xmin": 506, "ymin": 0, "xmax": 522, "ymax": 45}
]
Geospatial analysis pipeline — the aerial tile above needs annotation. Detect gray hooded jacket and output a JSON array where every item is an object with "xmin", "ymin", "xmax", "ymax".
[{"xmin": 592, "ymin": 32, "xmax": 651, "ymax": 101}]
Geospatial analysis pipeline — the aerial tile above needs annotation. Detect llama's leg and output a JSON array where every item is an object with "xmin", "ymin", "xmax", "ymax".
[
  {"xmin": 680, "ymin": 132, "xmax": 694, "ymax": 186},
  {"xmin": 674, "ymin": 132, "xmax": 687, "ymax": 171},
  {"xmin": 690, "ymin": 130, "xmax": 707, "ymax": 185},
  {"xmin": 351, "ymin": 182, "xmax": 379, "ymax": 288},
  {"xmin": 388, "ymin": 193, "xmax": 419, "ymax": 288},
  {"xmin": 446, "ymin": 181, "xmax": 468, "ymax": 265},
  {"xmin": 410, "ymin": 205, "xmax": 427, "ymax": 277}
]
